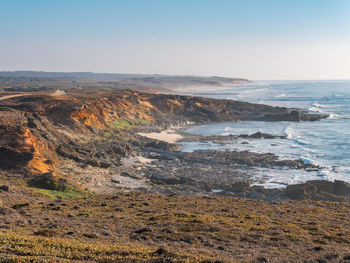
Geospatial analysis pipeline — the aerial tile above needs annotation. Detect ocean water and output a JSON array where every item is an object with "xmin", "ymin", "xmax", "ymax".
[{"xmin": 179, "ymin": 80, "xmax": 350, "ymax": 188}]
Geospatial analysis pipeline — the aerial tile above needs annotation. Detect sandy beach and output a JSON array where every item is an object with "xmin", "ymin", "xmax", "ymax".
[{"xmin": 137, "ymin": 131, "xmax": 183, "ymax": 144}]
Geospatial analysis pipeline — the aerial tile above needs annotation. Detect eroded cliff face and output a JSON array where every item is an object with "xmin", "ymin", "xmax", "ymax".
[
  {"xmin": 0, "ymin": 112, "xmax": 55, "ymax": 175},
  {"xmin": 0, "ymin": 90, "xmax": 325, "ymax": 185},
  {"xmin": 70, "ymin": 95, "xmax": 155, "ymax": 131}
]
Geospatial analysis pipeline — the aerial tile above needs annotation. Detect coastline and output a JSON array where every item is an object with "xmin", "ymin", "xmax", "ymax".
[
  {"xmin": 133, "ymin": 122, "xmax": 350, "ymax": 203},
  {"xmin": 0, "ymin": 88, "xmax": 350, "ymax": 262},
  {"xmin": 0, "ymin": 88, "xmax": 347, "ymax": 203}
]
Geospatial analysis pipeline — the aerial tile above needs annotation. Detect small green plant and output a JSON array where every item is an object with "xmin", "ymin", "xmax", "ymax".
[
  {"xmin": 36, "ymin": 185, "xmax": 86, "ymax": 199},
  {"xmin": 108, "ymin": 119, "xmax": 134, "ymax": 130},
  {"xmin": 108, "ymin": 119, "xmax": 149, "ymax": 130},
  {"xmin": 102, "ymin": 130, "xmax": 121, "ymax": 138},
  {"xmin": 78, "ymin": 212, "xmax": 91, "ymax": 217},
  {"xmin": 102, "ymin": 119, "xmax": 149, "ymax": 138}
]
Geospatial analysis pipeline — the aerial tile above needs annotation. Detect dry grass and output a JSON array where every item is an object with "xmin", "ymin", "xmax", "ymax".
[{"xmin": 0, "ymin": 172, "xmax": 350, "ymax": 262}]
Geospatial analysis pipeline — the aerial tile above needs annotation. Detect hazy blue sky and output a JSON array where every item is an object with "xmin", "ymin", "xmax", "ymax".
[{"xmin": 1, "ymin": 0, "xmax": 349, "ymax": 80}]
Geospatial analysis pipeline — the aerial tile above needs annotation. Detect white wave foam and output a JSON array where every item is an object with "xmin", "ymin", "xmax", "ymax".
[
  {"xmin": 242, "ymin": 88, "xmax": 267, "ymax": 94},
  {"xmin": 311, "ymin": 102, "xmax": 331, "ymax": 108},
  {"xmin": 297, "ymin": 156, "xmax": 312, "ymax": 165},
  {"xmin": 328, "ymin": 113, "xmax": 339, "ymax": 119},
  {"xmin": 308, "ymin": 106, "xmax": 327, "ymax": 114},
  {"xmin": 284, "ymin": 126, "xmax": 296, "ymax": 139},
  {"xmin": 275, "ymin": 93, "xmax": 286, "ymax": 98}
]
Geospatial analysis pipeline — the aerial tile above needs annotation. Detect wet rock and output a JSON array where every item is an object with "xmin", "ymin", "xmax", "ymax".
[
  {"xmin": 285, "ymin": 180, "xmax": 350, "ymax": 202},
  {"xmin": 239, "ymin": 132, "xmax": 286, "ymax": 139}
]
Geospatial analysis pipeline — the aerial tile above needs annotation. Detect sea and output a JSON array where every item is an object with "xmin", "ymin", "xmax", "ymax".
[{"xmin": 179, "ymin": 80, "xmax": 350, "ymax": 188}]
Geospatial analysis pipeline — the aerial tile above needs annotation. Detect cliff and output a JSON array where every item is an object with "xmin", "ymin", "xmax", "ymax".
[
  {"xmin": 1, "ymin": 90, "xmax": 350, "ymax": 263},
  {"xmin": 0, "ymin": 90, "xmax": 325, "ymax": 187}
]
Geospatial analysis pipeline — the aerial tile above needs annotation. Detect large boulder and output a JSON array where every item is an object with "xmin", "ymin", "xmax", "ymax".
[
  {"xmin": 285, "ymin": 180, "xmax": 350, "ymax": 202},
  {"xmin": 28, "ymin": 173, "xmax": 67, "ymax": 191}
]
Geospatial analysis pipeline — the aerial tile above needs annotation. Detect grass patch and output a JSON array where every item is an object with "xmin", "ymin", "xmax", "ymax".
[
  {"xmin": 108, "ymin": 119, "xmax": 149, "ymax": 130},
  {"xmin": 78, "ymin": 212, "xmax": 91, "ymax": 217},
  {"xmin": 35, "ymin": 185, "xmax": 87, "ymax": 199},
  {"xmin": 102, "ymin": 130, "xmax": 121, "ymax": 139},
  {"xmin": 0, "ymin": 230, "xmax": 206, "ymax": 262},
  {"xmin": 102, "ymin": 119, "xmax": 150, "ymax": 138}
]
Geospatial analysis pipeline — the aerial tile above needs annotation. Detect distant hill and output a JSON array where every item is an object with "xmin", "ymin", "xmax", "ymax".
[{"xmin": 0, "ymin": 71, "xmax": 251, "ymax": 93}]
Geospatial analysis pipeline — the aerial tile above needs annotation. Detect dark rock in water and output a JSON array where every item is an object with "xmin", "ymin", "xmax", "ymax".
[
  {"xmin": 239, "ymin": 132, "xmax": 286, "ymax": 139},
  {"xmin": 285, "ymin": 180, "xmax": 350, "ymax": 202},
  {"xmin": 262, "ymin": 110, "xmax": 301, "ymax": 122},
  {"xmin": 250, "ymin": 132, "xmax": 274, "ymax": 139},
  {"xmin": 260, "ymin": 109, "xmax": 325, "ymax": 122}
]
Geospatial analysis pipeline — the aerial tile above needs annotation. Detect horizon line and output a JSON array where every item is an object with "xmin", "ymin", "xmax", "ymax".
[{"xmin": 0, "ymin": 70, "xmax": 349, "ymax": 82}]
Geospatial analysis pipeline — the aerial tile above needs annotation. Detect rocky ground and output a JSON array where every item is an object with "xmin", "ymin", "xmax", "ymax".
[{"xmin": 0, "ymin": 172, "xmax": 350, "ymax": 262}]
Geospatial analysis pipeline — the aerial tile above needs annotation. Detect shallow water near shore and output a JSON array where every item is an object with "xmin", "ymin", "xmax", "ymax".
[{"xmin": 180, "ymin": 80, "xmax": 350, "ymax": 188}]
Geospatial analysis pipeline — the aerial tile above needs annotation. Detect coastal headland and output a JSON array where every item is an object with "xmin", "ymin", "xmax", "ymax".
[{"xmin": 0, "ymin": 88, "xmax": 349, "ymax": 262}]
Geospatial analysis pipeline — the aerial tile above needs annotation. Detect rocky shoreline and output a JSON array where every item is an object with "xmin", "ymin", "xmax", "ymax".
[
  {"xmin": 120, "ymin": 128, "xmax": 349, "ymax": 203},
  {"xmin": 1, "ymin": 89, "xmax": 348, "ymax": 203},
  {"xmin": 1, "ymin": 89, "xmax": 350, "ymax": 262}
]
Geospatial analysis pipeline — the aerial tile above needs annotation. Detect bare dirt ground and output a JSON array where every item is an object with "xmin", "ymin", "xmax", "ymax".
[{"xmin": 0, "ymin": 93, "xmax": 28, "ymax": 101}]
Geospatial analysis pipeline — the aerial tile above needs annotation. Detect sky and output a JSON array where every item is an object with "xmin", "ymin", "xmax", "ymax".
[{"xmin": 0, "ymin": 0, "xmax": 349, "ymax": 80}]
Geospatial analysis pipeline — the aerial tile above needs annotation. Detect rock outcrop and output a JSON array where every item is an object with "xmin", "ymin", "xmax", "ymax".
[
  {"xmin": 286, "ymin": 180, "xmax": 350, "ymax": 202},
  {"xmin": 0, "ymin": 89, "xmax": 326, "ymax": 188}
]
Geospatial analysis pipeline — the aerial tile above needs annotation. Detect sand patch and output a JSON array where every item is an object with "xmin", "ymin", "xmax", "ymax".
[
  {"xmin": 0, "ymin": 94, "xmax": 28, "ymax": 101},
  {"xmin": 138, "ymin": 131, "xmax": 183, "ymax": 144},
  {"xmin": 51, "ymin": 89, "xmax": 66, "ymax": 96}
]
